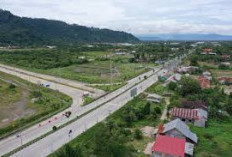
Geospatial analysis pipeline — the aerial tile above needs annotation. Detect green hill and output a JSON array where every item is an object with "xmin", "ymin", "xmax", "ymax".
[{"xmin": 0, "ymin": 10, "xmax": 139, "ymax": 46}]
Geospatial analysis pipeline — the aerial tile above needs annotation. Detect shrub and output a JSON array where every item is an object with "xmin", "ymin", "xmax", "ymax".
[
  {"xmin": 203, "ymin": 133, "xmax": 214, "ymax": 140},
  {"xmin": 53, "ymin": 126, "xmax": 57, "ymax": 131},
  {"xmin": 155, "ymin": 107, "xmax": 162, "ymax": 114},
  {"xmin": 9, "ymin": 84, "xmax": 16, "ymax": 89},
  {"xmin": 32, "ymin": 90, "xmax": 42, "ymax": 98},
  {"xmin": 219, "ymin": 64, "xmax": 229, "ymax": 70},
  {"xmin": 168, "ymin": 82, "xmax": 177, "ymax": 91},
  {"xmin": 134, "ymin": 129, "xmax": 143, "ymax": 140},
  {"xmin": 143, "ymin": 102, "xmax": 151, "ymax": 115}
]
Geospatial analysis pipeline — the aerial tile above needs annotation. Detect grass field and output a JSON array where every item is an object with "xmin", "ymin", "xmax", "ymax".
[
  {"xmin": 0, "ymin": 50, "xmax": 155, "ymax": 85},
  {"xmin": 191, "ymin": 117, "xmax": 232, "ymax": 157},
  {"xmin": 211, "ymin": 69, "xmax": 232, "ymax": 77},
  {"xmin": 0, "ymin": 71, "xmax": 72, "ymax": 137},
  {"xmin": 146, "ymin": 82, "xmax": 172, "ymax": 96},
  {"xmin": 30, "ymin": 61, "xmax": 152, "ymax": 84},
  {"xmin": 51, "ymin": 94, "xmax": 165, "ymax": 157}
]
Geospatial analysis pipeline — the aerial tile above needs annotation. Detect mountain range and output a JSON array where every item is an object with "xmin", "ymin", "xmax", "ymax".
[
  {"xmin": 137, "ymin": 34, "xmax": 232, "ymax": 41},
  {"xmin": 0, "ymin": 10, "xmax": 139, "ymax": 46}
]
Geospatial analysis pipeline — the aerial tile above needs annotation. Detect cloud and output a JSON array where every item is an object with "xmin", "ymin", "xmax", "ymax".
[{"xmin": 1, "ymin": 0, "xmax": 232, "ymax": 35}]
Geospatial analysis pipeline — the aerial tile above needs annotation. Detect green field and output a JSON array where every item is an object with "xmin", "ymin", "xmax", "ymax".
[
  {"xmin": 191, "ymin": 117, "xmax": 232, "ymax": 157},
  {"xmin": 51, "ymin": 95, "xmax": 165, "ymax": 157},
  {"xmin": 0, "ymin": 50, "xmax": 154, "ymax": 84},
  {"xmin": 0, "ymin": 71, "xmax": 72, "ymax": 138},
  {"xmin": 33, "ymin": 61, "xmax": 151, "ymax": 84}
]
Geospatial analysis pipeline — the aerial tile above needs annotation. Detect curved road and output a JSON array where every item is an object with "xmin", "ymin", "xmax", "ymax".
[
  {"xmin": 0, "ymin": 51, "xmax": 191, "ymax": 156},
  {"xmin": 0, "ymin": 64, "xmax": 161, "ymax": 156}
]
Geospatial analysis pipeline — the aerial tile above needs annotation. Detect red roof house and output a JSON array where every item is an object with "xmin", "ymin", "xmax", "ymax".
[
  {"xmin": 171, "ymin": 108, "xmax": 198, "ymax": 120},
  {"xmin": 203, "ymin": 48, "xmax": 212, "ymax": 54},
  {"xmin": 170, "ymin": 108, "xmax": 208, "ymax": 127},
  {"xmin": 198, "ymin": 76, "xmax": 210, "ymax": 89},
  {"xmin": 152, "ymin": 135, "xmax": 185, "ymax": 157},
  {"xmin": 218, "ymin": 77, "xmax": 232, "ymax": 85},
  {"xmin": 221, "ymin": 55, "xmax": 230, "ymax": 60}
]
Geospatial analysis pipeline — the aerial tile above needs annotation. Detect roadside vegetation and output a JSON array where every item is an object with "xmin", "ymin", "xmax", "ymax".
[
  {"xmin": 51, "ymin": 93, "xmax": 165, "ymax": 157},
  {"xmin": 0, "ymin": 71, "xmax": 72, "ymax": 138}
]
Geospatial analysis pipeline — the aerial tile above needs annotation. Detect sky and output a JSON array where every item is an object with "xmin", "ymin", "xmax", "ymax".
[{"xmin": 1, "ymin": 0, "xmax": 232, "ymax": 35}]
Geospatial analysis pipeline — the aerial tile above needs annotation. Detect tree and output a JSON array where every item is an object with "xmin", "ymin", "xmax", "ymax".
[
  {"xmin": 9, "ymin": 84, "xmax": 16, "ymax": 89},
  {"xmin": 52, "ymin": 126, "xmax": 57, "ymax": 131},
  {"xmin": 134, "ymin": 129, "xmax": 143, "ymax": 140},
  {"xmin": 178, "ymin": 77, "xmax": 201, "ymax": 96},
  {"xmin": 155, "ymin": 107, "xmax": 161, "ymax": 114},
  {"xmin": 168, "ymin": 82, "xmax": 177, "ymax": 91},
  {"xmin": 225, "ymin": 97, "xmax": 232, "ymax": 114},
  {"xmin": 190, "ymin": 56, "xmax": 198, "ymax": 66},
  {"xmin": 54, "ymin": 144, "xmax": 83, "ymax": 157},
  {"xmin": 93, "ymin": 123, "xmax": 132, "ymax": 157},
  {"xmin": 143, "ymin": 102, "xmax": 151, "ymax": 115},
  {"xmin": 32, "ymin": 90, "xmax": 42, "ymax": 98}
]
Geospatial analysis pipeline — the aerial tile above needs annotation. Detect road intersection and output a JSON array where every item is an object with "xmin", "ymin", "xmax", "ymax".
[{"xmin": 0, "ymin": 53, "xmax": 189, "ymax": 156}]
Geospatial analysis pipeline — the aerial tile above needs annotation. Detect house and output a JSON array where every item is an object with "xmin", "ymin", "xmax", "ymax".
[
  {"xmin": 221, "ymin": 55, "xmax": 230, "ymax": 61},
  {"xmin": 146, "ymin": 93, "xmax": 162, "ymax": 103},
  {"xmin": 181, "ymin": 100, "xmax": 208, "ymax": 111},
  {"xmin": 46, "ymin": 45, "xmax": 56, "ymax": 49},
  {"xmin": 202, "ymin": 71, "xmax": 212, "ymax": 80},
  {"xmin": 201, "ymin": 48, "xmax": 216, "ymax": 55},
  {"xmin": 177, "ymin": 66, "xmax": 198, "ymax": 73},
  {"xmin": 157, "ymin": 118, "xmax": 198, "ymax": 144},
  {"xmin": 198, "ymin": 76, "xmax": 210, "ymax": 89},
  {"xmin": 211, "ymin": 42, "xmax": 221, "ymax": 46},
  {"xmin": 220, "ymin": 62, "xmax": 231, "ymax": 67},
  {"xmin": 152, "ymin": 135, "xmax": 194, "ymax": 157},
  {"xmin": 171, "ymin": 48, "xmax": 180, "ymax": 51},
  {"xmin": 209, "ymin": 52, "xmax": 217, "ymax": 55},
  {"xmin": 170, "ymin": 108, "xmax": 208, "ymax": 127},
  {"xmin": 170, "ymin": 73, "xmax": 182, "ymax": 82},
  {"xmin": 218, "ymin": 77, "xmax": 232, "ymax": 86},
  {"xmin": 201, "ymin": 48, "xmax": 212, "ymax": 55},
  {"xmin": 155, "ymin": 60, "xmax": 165, "ymax": 65},
  {"xmin": 115, "ymin": 52, "xmax": 126, "ymax": 55},
  {"xmin": 225, "ymin": 86, "xmax": 232, "ymax": 95},
  {"xmin": 164, "ymin": 73, "xmax": 182, "ymax": 86},
  {"xmin": 204, "ymin": 48, "xmax": 212, "ymax": 53}
]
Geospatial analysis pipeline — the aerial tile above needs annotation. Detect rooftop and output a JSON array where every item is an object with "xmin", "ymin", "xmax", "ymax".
[
  {"xmin": 170, "ymin": 108, "xmax": 208, "ymax": 121},
  {"xmin": 152, "ymin": 135, "xmax": 185, "ymax": 157},
  {"xmin": 161, "ymin": 118, "xmax": 198, "ymax": 143}
]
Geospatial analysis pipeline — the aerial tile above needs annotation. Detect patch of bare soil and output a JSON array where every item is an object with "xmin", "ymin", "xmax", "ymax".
[
  {"xmin": 144, "ymin": 142, "xmax": 154, "ymax": 155},
  {"xmin": 0, "ymin": 90, "xmax": 35, "ymax": 128},
  {"xmin": 140, "ymin": 126, "xmax": 156, "ymax": 138}
]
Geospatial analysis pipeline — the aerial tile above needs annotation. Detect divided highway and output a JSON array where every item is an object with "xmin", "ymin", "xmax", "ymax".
[
  {"xmin": 13, "ymin": 68, "xmax": 167, "ymax": 157},
  {"xmin": 0, "ymin": 52, "xmax": 190, "ymax": 156},
  {"xmin": 0, "ymin": 64, "xmax": 161, "ymax": 156}
]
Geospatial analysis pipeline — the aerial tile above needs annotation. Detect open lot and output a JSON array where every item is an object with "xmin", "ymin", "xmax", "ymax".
[
  {"xmin": 37, "ymin": 61, "xmax": 151, "ymax": 84},
  {"xmin": 191, "ymin": 117, "xmax": 232, "ymax": 157},
  {"xmin": 0, "ymin": 50, "xmax": 154, "ymax": 85},
  {"xmin": 0, "ymin": 71, "xmax": 71, "ymax": 137},
  {"xmin": 210, "ymin": 69, "xmax": 232, "ymax": 77}
]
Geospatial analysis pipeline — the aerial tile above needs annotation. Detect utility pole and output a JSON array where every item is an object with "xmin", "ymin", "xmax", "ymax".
[{"xmin": 110, "ymin": 54, "xmax": 113, "ymax": 91}]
